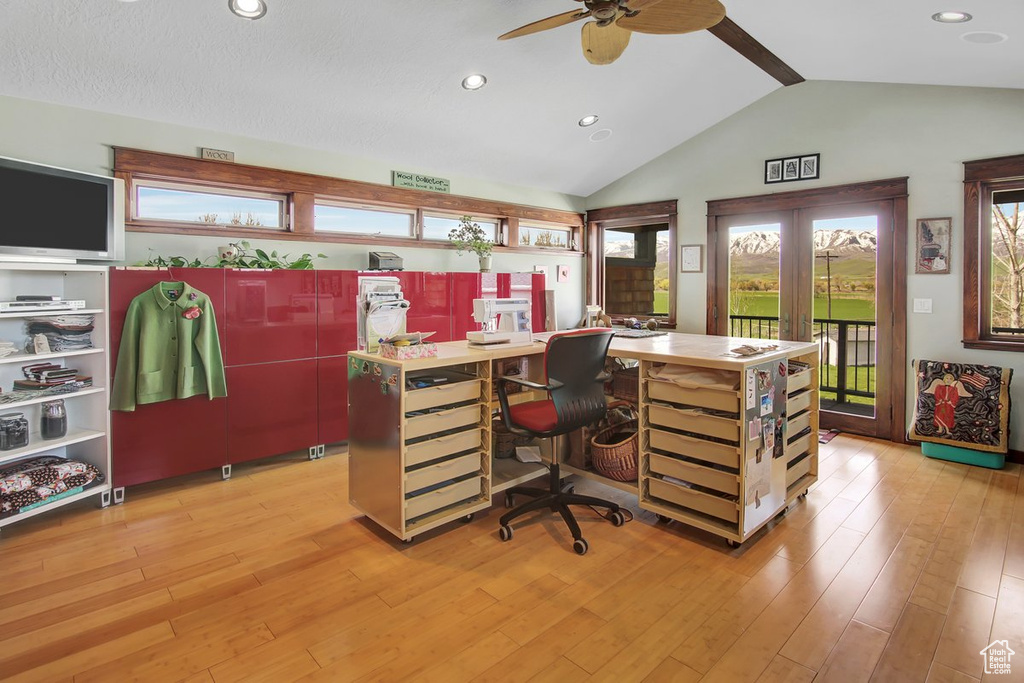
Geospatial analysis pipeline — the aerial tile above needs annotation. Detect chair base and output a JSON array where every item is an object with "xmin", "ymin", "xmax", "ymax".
[{"xmin": 498, "ymin": 462, "xmax": 622, "ymax": 555}]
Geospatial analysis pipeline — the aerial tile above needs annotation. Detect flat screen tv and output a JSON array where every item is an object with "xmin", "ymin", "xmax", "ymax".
[{"xmin": 0, "ymin": 155, "xmax": 124, "ymax": 262}]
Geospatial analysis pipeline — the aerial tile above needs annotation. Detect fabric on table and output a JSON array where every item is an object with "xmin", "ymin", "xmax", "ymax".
[
  {"xmin": 908, "ymin": 359, "xmax": 1013, "ymax": 453},
  {"xmin": 647, "ymin": 364, "xmax": 739, "ymax": 391},
  {"xmin": 110, "ymin": 282, "xmax": 227, "ymax": 412}
]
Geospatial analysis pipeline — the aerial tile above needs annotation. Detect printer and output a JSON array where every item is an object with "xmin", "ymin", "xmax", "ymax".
[{"xmin": 368, "ymin": 251, "xmax": 403, "ymax": 271}]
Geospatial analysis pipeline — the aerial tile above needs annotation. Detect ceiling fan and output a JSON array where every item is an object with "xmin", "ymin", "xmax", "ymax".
[{"xmin": 498, "ymin": 0, "xmax": 803, "ymax": 86}]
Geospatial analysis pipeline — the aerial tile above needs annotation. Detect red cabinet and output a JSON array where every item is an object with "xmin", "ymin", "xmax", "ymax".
[
  {"xmin": 317, "ymin": 356, "xmax": 350, "ymax": 446},
  {"xmin": 109, "ymin": 268, "xmax": 228, "ymax": 487},
  {"xmin": 316, "ymin": 270, "xmax": 360, "ymax": 357},
  {"xmin": 226, "ymin": 360, "xmax": 319, "ymax": 464},
  {"xmin": 225, "ymin": 270, "xmax": 317, "ymax": 365},
  {"xmin": 397, "ymin": 272, "xmax": 452, "ymax": 342}
]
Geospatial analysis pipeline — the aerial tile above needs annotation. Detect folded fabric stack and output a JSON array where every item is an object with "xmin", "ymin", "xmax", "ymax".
[
  {"xmin": 0, "ymin": 341, "xmax": 16, "ymax": 358},
  {"xmin": 24, "ymin": 315, "xmax": 95, "ymax": 352},
  {"xmin": 0, "ymin": 455, "xmax": 103, "ymax": 518}
]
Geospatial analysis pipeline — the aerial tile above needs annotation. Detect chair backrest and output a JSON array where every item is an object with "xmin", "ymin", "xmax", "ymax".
[{"xmin": 543, "ymin": 329, "xmax": 615, "ymax": 433}]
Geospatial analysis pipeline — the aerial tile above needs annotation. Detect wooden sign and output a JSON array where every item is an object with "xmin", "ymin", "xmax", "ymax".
[{"xmin": 392, "ymin": 171, "xmax": 450, "ymax": 193}]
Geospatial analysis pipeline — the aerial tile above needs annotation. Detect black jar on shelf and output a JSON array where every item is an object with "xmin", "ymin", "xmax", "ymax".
[
  {"xmin": 0, "ymin": 412, "xmax": 30, "ymax": 450},
  {"xmin": 41, "ymin": 400, "xmax": 67, "ymax": 440}
]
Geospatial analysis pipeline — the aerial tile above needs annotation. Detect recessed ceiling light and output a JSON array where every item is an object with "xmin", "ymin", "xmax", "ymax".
[
  {"xmin": 931, "ymin": 11, "xmax": 972, "ymax": 23},
  {"xmin": 960, "ymin": 31, "xmax": 1008, "ymax": 44},
  {"xmin": 229, "ymin": 0, "xmax": 267, "ymax": 20},
  {"xmin": 578, "ymin": 115, "xmax": 599, "ymax": 127},
  {"xmin": 589, "ymin": 128, "xmax": 613, "ymax": 143},
  {"xmin": 461, "ymin": 74, "xmax": 487, "ymax": 90}
]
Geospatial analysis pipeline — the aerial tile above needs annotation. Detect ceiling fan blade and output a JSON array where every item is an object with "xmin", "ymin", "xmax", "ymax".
[
  {"xmin": 617, "ymin": 0, "xmax": 725, "ymax": 35},
  {"xmin": 499, "ymin": 9, "xmax": 591, "ymax": 40},
  {"xmin": 707, "ymin": 16, "xmax": 804, "ymax": 86},
  {"xmin": 582, "ymin": 20, "xmax": 632, "ymax": 65}
]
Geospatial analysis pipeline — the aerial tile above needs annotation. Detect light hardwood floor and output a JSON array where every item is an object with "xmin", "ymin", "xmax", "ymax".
[{"xmin": 1, "ymin": 435, "xmax": 1022, "ymax": 682}]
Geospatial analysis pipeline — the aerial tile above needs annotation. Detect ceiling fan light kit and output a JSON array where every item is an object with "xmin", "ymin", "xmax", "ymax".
[
  {"xmin": 579, "ymin": 115, "xmax": 600, "ymax": 127},
  {"xmin": 229, "ymin": 0, "xmax": 267, "ymax": 20}
]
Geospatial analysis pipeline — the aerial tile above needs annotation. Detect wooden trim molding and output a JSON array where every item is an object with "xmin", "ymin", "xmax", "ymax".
[
  {"xmin": 586, "ymin": 200, "xmax": 677, "ymax": 223},
  {"xmin": 962, "ymin": 153, "xmax": 1024, "ymax": 350},
  {"xmin": 707, "ymin": 177, "xmax": 909, "ymax": 216},
  {"xmin": 114, "ymin": 147, "xmax": 585, "ymax": 259}
]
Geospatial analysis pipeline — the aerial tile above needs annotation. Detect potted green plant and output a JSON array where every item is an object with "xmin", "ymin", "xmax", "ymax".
[{"xmin": 448, "ymin": 216, "xmax": 494, "ymax": 272}]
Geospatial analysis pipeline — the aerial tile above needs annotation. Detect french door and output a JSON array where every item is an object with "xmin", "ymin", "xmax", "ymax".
[{"xmin": 707, "ymin": 180, "xmax": 907, "ymax": 440}]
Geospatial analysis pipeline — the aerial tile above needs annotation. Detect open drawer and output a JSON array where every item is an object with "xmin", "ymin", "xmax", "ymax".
[
  {"xmin": 647, "ymin": 476, "xmax": 739, "ymax": 523},
  {"xmin": 649, "ymin": 428, "xmax": 741, "ymax": 469},
  {"xmin": 405, "ymin": 475, "xmax": 482, "ymax": 519},
  {"xmin": 646, "ymin": 379, "xmax": 740, "ymax": 413},
  {"xmin": 787, "ymin": 369, "xmax": 812, "ymax": 393},
  {"xmin": 647, "ymin": 403, "xmax": 740, "ymax": 442},
  {"xmin": 405, "ymin": 451, "xmax": 482, "ymax": 492},
  {"xmin": 406, "ymin": 404, "xmax": 481, "ymax": 441},
  {"xmin": 648, "ymin": 452, "xmax": 739, "ymax": 496},
  {"xmin": 405, "ymin": 378, "xmax": 483, "ymax": 413}
]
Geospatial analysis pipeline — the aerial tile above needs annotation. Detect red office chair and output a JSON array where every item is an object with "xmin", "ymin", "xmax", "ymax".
[{"xmin": 495, "ymin": 329, "xmax": 625, "ymax": 555}]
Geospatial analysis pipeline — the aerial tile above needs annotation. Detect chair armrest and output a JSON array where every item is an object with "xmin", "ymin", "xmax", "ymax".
[{"xmin": 497, "ymin": 375, "xmax": 564, "ymax": 392}]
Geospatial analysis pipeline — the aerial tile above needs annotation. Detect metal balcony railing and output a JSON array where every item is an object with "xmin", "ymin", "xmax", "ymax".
[{"xmin": 729, "ymin": 314, "xmax": 876, "ymax": 406}]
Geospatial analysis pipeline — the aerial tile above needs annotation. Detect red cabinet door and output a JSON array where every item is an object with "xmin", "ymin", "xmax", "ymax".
[
  {"xmin": 396, "ymin": 272, "xmax": 453, "ymax": 342},
  {"xmin": 316, "ymin": 270, "xmax": 359, "ymax": 358},
  {"xmin": 451, "ymin": 273, "xmax": 501, "ymax": 340},
  {"xmin": 317, "ymin": 356, "xmax": 350, "ymax": 445},
  {"xmin": 531, "ymin": 272, "xmax": 548, "ymax": 332},
  {"xmin": 109, "ymin": 268, "xmax": 228, "ymax": 487},
  {"xmin": 227, "ymin": 360, "xmax": 318, "ymax": 463},
  {"xmin": 225, "ymin": 270, "xmax": 317, "ymax": 365}
]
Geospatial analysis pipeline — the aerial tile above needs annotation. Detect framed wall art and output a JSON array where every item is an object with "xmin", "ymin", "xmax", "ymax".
[
  {"xmin": 680, "ymin": 244, "xmax": 703, "ymax": 272},
  {"xmin": 765, "ymin": 153, "xmax": 820, "ymax": 184},
  {"xmin": 915, "ymin": 217, "xmax": 951, "ymax": 274}
]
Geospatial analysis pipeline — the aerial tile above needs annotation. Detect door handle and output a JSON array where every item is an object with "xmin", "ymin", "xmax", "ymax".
[
  {"xmin": 782, "ymin": 313, "xmax": 790, "ymax": 336},
  {"xmin": 801, "ymin": 314, "xmax": 808, "ymax": 338}
]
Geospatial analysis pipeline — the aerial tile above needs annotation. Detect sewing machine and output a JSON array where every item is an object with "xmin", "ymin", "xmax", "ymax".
[{"xmin": 467, "ymin": 298, "xmax": 533, "ymax": 346}]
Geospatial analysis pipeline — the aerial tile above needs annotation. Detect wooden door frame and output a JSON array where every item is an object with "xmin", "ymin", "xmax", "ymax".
[{"xmin": 706, "ymin": 178, "xmax": 908, "ymax": 442}]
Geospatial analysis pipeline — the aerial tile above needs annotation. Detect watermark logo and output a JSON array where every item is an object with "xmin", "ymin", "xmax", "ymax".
[{"xmin": 980, "ymin": 640, "xmax": 1015, "ymax": 675}]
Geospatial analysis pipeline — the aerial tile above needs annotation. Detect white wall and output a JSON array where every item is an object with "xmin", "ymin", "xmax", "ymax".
[
  {"xmin": 0, "ymin": 94, "xmax": 586, "ymax": 329},
  {"xmin": 587, "ymin": 80, "xmax": 1024, "ymax": 450}
]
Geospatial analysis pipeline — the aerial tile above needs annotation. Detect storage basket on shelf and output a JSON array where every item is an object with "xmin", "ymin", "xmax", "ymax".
[
  {"xmin": 492, "ymin": 417, "xmax": 533, "ymax": 459},
  {"xmin": 607, "ymin": 358, "xmax": 639, "ymax": 404},
  {"xmin": 590, "ymin": 402, "xmax": 638, "ymax": 482}
]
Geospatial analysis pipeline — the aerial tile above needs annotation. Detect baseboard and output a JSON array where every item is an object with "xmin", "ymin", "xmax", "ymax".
[{"xmin": 1009, "ymin": 449, "xmax": 1023, "ymax": 465}]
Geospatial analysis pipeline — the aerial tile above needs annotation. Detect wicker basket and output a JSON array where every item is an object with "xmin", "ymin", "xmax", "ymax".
[
  {"xmin": 590, "ymin": 419, "xmax": 638, "ymax": 482},
  {"xmin": 492, "ymin": 418, "xmax": 533, "ymax": 459},
  {"xmin": 612, "ymin": 365, "xmax": 639, "ymax": 403}
]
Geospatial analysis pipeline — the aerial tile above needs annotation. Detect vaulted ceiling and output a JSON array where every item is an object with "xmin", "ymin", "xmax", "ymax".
[{"xmin": 0, "ymin": 0, "xmax": 1020, "ymax": 197}]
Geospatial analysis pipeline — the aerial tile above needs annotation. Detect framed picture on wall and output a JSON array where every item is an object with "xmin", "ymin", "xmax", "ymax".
[
  {"xmin": 782, "ymin": 157, "xmax": 800, "ymax": 181},
  {"xmin": 799, "ymin": 154, "xmax": 820, "ymax": 179},
  {"xmin": 680, "ymin": 245, "xmax": 703, "ymax": 272},
  {"xmin": 915, "ymin": 217, "xmax": 952, "ymax": 274},
  {"xmin": 765, "ymin": 159, "xmax": 783, "ymax": 184}
]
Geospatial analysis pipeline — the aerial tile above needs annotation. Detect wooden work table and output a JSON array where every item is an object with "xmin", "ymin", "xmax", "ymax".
[{"xmin": 348, "ymin": 332, "xmax": 819, "ymax": 545}]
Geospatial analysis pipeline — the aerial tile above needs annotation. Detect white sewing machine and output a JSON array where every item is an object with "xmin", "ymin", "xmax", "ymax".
[{"xmin": 467, "ymin": 298, "xmax": 533, "ymax": 346}]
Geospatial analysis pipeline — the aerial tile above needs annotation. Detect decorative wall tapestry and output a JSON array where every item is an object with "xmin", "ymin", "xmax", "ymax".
[{"xmin": 909, "ymin": 359, "xmax": 1013, "ymax": 453}]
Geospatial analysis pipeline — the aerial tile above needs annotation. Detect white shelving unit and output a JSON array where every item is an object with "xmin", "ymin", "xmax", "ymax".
[{"xmin": 0, "ymin": 263, "xmax": 112, "ymax": 531}]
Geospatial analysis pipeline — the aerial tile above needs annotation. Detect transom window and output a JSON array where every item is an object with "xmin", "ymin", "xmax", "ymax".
[
  {"xmin": 134, "ymin": 181, "xmax": 285, "ymax": 229},
  {"xmin": 422, "ymin": 214, "xmax": 500, "ymax": 242},
  {"xmin": 314, "ymin": 202, "xmax": 415, "ymax": 237},
  {"xmin": 520, "ymin": 223, "xmax": 571, "ymax": 249}
]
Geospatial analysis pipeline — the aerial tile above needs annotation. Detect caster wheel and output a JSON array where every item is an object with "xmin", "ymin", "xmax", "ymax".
[
  {"xmin": 498, "ymin": 525, "xmax": 513, "ymax": 542},
  {"xmin": 656, "ymin": 514, "xmax": 671, "ymax": 524},
  {"xmin": 726, "ymin": 539, "xmax": 741, "ymax": 548},
  {"xmin": 461, "ymin": 513, "xmax": 475, "ymax": 523},
  {"xmin": 573, "ymin": 538, "xmax": 589, "ymax": 555},
  {"xmin": 610, "ymin": 510, "xmax": 626, "ymax": 527},
  {"xmin": 504, "ymin": 493, "xmax": 515, "ymax": 509},
  {"xmin": 402, "ymin": 537, "xmax": 414, "ymax": 544}
]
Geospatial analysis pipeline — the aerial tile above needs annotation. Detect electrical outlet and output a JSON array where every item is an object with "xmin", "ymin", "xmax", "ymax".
[{"xmin": 913, "ymin": 298, "xmax": 933, "ymax": 313}]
